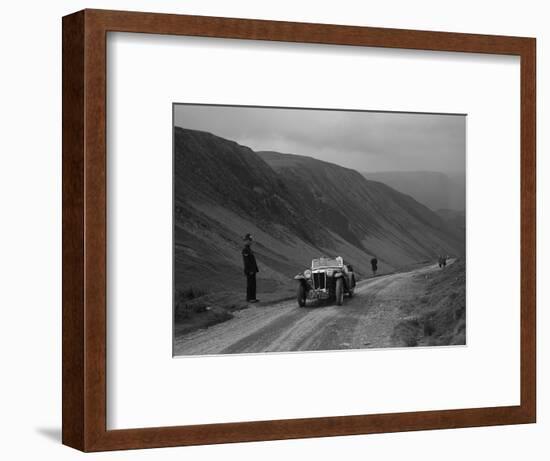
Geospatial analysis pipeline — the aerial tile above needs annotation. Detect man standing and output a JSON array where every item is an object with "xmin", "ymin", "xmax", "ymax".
[
  {"xmin": 242, "ymin": 233, "xmax": 259, "ymax": 303},
  {"xmin": 370, "ymin": 256, "xmax": 378, "ymax": 276}
]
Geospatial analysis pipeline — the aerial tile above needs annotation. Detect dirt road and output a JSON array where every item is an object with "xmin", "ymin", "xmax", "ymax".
[{"xmin": 173, "ymin": 261, "xmax": 454, "ymax": 356}]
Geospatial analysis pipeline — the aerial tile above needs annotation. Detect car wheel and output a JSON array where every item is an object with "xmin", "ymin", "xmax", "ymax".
[
  {"xmin": 335, "ymin": 278, "xmax": 344, "ymax": 306},
  {"xmin": 297, "ymin": 283, "xmax": 306, "ymax": 307}
]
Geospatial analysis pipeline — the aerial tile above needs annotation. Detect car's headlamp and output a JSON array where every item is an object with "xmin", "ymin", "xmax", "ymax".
[{"xmin": 304, "ymin": 269, "xmax": 312, "ymax": 279}]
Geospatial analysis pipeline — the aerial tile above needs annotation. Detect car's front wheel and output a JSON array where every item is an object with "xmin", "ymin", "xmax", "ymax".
[
  {"xmin": 297, "ymin": 283, "xmax": 307, "ymax": 307},
  {"xmin": 335, "ymin": 278, "xmax": 344, "ymax": 306}
]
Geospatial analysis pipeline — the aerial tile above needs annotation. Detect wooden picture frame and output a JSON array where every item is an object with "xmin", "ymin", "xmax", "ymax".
[{"xmin": 62, "ymin": 9, "xmax": 536, "ymax": 452}]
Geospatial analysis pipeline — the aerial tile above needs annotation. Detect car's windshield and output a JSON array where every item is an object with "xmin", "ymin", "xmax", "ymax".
[{"xmin": 312, "ymin": 257, "xmax": 343, "ymax": 269}]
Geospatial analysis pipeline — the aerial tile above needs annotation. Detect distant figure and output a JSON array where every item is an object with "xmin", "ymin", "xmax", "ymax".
[
  {"xmin": 242, "ymin": 233, "xmax": 259, "ymax": 303},
  {"xmin": 438, "ymin": 255, "xmax": 447, "ymax": 268},
  {"xmin": 370, "ymin": 256, "xmax": 378, "ymax": 276}
]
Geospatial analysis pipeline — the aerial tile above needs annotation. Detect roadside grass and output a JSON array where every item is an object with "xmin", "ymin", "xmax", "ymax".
[
  {"xmin": 391, "ymin": 259, "xmax": 466, "ymax": 347},
  {"xmin": 178, "ymin": 286, "xmax": 208, "ymax": 301},
  {"xmin": 174, "ymin": 288, "xmax": 250, "ymax": 337},
  {"xmin": 173, "ymin": 279, "xmax": 301, "ymax": 338}
]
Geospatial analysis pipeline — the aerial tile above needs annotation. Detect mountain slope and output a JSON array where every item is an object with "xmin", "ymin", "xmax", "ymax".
[
  {"xmin": 258, "ymin": 151, "xmax": 464, "ymax": 265},
  {"xmin": 174, "ymin": 128, "xmax": 464, "ymax": 299},
  {"xmin": 362, "ymin": 171, "xmax": 465, "ymax": 212},
  {"xmin": 436, "ymin": 208, "xmax": 466, "ymax": 241}
]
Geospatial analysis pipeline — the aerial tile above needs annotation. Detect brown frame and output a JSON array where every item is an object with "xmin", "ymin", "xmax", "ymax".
[{"xmin": 62, "ymin": 9, "xmax": 536, "ymax": 452}]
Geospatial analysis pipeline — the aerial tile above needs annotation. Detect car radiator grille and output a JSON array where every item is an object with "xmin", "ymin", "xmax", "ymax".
[{"xmin": 313, "ymin": 272, "xmax": 326, "ymax": 290}]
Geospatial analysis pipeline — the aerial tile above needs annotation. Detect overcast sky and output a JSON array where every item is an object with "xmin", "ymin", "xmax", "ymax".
[{"xmin": 174, "ymin": 104, "xmax": 465, "ymax": 175}]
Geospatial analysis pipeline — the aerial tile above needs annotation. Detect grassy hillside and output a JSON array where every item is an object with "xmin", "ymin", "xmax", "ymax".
[
  {"xmin": 258, "ymin": 150, "xmax": 464, "ymax": 266},
  {"xmin": 391, "ymin": 259, "xmax": 466, "ymax": 347},
  {"xmin": 437, "ymin": 208, "xmax": 466, "ymax": 241}
]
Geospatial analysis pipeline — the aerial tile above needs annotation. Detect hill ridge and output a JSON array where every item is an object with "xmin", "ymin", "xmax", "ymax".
[{"xmin": 174, "ymin": 128, "xmax": 465, "ymax": 298}]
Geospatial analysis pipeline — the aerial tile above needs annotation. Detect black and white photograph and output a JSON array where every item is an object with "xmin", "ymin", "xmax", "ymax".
[{"xmin": 173, "ymin": 104, "xmax": 466, "ymax": 356}]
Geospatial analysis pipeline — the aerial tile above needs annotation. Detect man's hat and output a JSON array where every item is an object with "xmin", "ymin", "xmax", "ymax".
[{"xmin": 243, "ymin": 233, "xmax": 253, "ymax": 241}]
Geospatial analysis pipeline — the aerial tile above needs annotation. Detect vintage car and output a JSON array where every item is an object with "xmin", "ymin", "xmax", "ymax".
[{"xmin": 294, "ymin": 256, "xmax": 356, "ymax": 307}]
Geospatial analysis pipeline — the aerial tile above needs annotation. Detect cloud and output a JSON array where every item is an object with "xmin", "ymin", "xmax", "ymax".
[{"xmin": 174, "ymin": 104, "xmax": 465, "ymax": 174}]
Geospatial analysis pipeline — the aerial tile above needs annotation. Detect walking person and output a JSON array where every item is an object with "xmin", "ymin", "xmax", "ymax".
[
  {"xmin": 370, "ymin": 256, "xmax": 378, "ymax": 276},
  {"xmin": 242, "ymin": 233, "xmax": 259, "ymax": 303}
]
